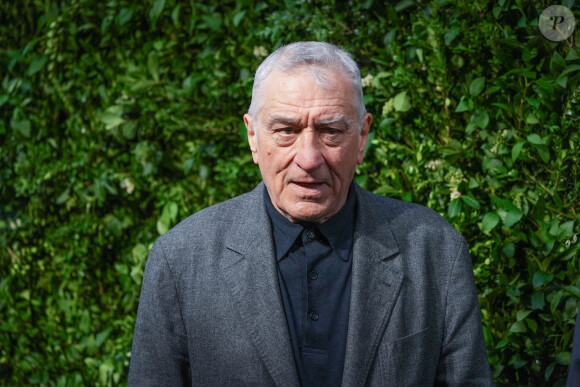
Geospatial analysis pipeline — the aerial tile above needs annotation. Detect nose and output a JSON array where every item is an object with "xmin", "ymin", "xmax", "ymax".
[{"xmin": 294, "ymin": 130, "xmax": 324, "ymax": 171}]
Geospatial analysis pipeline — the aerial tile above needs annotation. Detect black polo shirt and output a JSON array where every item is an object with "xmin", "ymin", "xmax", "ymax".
[{"xmin": 264, "ymin": 186, "xmax": 355, "ymax": 387}]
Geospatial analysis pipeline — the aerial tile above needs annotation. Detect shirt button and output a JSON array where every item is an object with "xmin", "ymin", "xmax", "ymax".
[
  {"xmin": 308, "ymin": 271, "xmax": 318, "ymax": 280},
  {"xmin": 309, "ymin": 312, "xmax": 319, "ymax": 321},
  {"xmin": 306, "ymin": 229, "xmax": 316, "ymax": 239}
]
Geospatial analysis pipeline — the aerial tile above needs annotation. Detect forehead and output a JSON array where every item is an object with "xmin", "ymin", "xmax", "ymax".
[{"xmin": 257, "ymin": 69, "xmax": 357, "ymax": 121}]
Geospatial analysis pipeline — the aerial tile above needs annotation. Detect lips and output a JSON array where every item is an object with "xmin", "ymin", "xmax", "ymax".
[
  {"xmin": 290, "ymin": 181, "xmax": 327, "ymax": 196},
  {"xmin": 294, "ymin": 182, "xmax": 323, "ymax": 188}
]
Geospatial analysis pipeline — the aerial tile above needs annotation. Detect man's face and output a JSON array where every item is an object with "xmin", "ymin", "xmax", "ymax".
[{"xmin": 244, "ymin": 69, "xmax": 372, "ymax": 223}]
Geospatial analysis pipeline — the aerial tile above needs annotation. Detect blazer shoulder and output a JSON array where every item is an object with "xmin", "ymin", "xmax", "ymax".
[
  {"xmin": 155, "ymin": 185, "xmax": 262, "ymax": 250},
  {"xmin": 357, "ymin": 186, "xmax": 457, "ymax": 234}
]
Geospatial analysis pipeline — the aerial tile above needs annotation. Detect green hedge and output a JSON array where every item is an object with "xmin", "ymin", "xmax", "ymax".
[{"xmin": 1, "ymin": 0, "xmax": 578, "ymax": 385}]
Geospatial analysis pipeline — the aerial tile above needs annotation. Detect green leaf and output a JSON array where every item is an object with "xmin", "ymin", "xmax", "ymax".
[
  {"xmin": 511, "ymin": 141, "xmax": 525, "ymax": 162},
  {"xmin": 97, "ymin": 112, "xmax": 124, "ymax": 128},
  {"xmin": 182, "ymin": 158, "xmax": 195, "ymax": 173},
  {"xmin": 556, "ymin": 76, "xmax": 567, "ymax": 88},
  {"xmin": 393, "ymin": 91, "xmax": 411, "ymax": 112},
  {"xmin": 503, "ymin": 210, "xmax": 523, "ymax": 228},
  {"xmin": 550, "ymin": 290, "xmax": 563, "ymax": 313},
  {"xmin": 495, "ymin": 336, "xmax": 509, "ymax": 349},
  {"xmin": 203, "ymin": 14, "xmax": 223, "ymax": 31},
  {"xmin": 566, "ymin": 48, "xmax": 580, "ymax": 60},
  {"xmin": 105, "ymin": 105, "xmax": 127, "ymax": 126},
  {"xmin": 565, "ymin": 285, "xmax": 580, "ymax": 298},
  {"xmin": 416, "ymin": 48, "xmax": 423, "ymax": 63},
  {"xmin": 555, "ymin": 352, "xmax": 571, "ymax": 366},
  {"xmin": 444, "ymin": 28, "xmax": 459, "ymax": 45},
  {"xmin": 118, "ymin": 7, "xmax": 133, "ymax": 25},
  {"xmin": 171, "ymin": 4, "xmax": 181, "ymax": 25},
  {"xmin": 536, "ymin": 144, "xmax": 550, "ymax": 163},
  {"xmin": 26, "ymin": 56, "xmax": 47, "ymax": 76},
  {"xmin": 160, "ymin": 202, "xmax": 178, "ymax": 225},
  {"xmin": 383, "ymin": 29, "xmax": 396, "ymax": 45},
  {"xmin": 557, "ymin": 221, "xmax": 575, "ymax": 240},
  {"xmin": 492, "ymin": 196, "xmax": 513, "ymax": 212},
  {"xmin": 148, "ymin": 51, "xmax": 159, "ymax": 81},
  {"xmin": 156, "ymin": 219, "xmax": 169, "ymax": 235},
  {"xmin": 533, "ymin": 271, "xmax": 554, "ymax": 288},
  {"xmin": 10, "ymin": 117, "xmax": 31, "ymax": 137},
  {"xmin": 545, "ymin": 362, "xmax": 556, "ymax": 381},
  {"xmin": 448, "ymin": 199, "xmax": 462, "ymax": 218},
  {"xmin": 561, "ymin": 64, "xmax": 580, "ymax": 76},
  {"xmin": 451, "ymin": 54, "xmax": 464, "ymax": 68},
  {"xmin": 550, "ymin": 51, "xmax": 566, "ymax": 74},
  {"xmin": 105, "ymin": 216, "xmax": 122, "ymax": 237},
  {"xmin": 469, "ymin": 77, "xmax": 485, "ymax": 97},
  {"xmin": 531, "ymin": 291, "xmax": 545, "ymax": 310},
  {"xmin": 131, "ymin": 79, "xmax": 158, "ymax": 93},
  {"xmin": 527, "ymin": 134, "xmax": 544, "ymax": 145},
  {"xmin": 80, "ymin": 310, "xmax": 90, "ymax": 333},
  {"xmin": 122, "ymin": 122, "xmax": 137, "ymax": 139},
  {"xmin": 455, "ymin": 96, "xmax": 473, "ymax": 113},
  {"xmin": 394, "ymin": 0, "xmax": 414, "ymax": 12},
  {"xmin": 491, "ymin": 102, "xmax": 515, "ymax": 114},
  {"xmin": 114, "ymin": 263, "xmax": 128, "ymax": 275},
  {"xmin": 509, "ymin": 321, "xmax": 527, "ymax": 333},
  {"xmin": 149, "ymin": 0, "xmax": 166, "ymax": 24},
  {"xmin": 525, "ymin": 113, "xmax": 539, "ymax": 124},
  {"xmin": 502, "ymin": 243, "xmax": 515, "ymax": 257},
  {"xmin": 95, "ymin": 329, "xmax": 112, "ymax": 348},
  {"xmin": 233, "ymin": 11, "xmax": 246, "ymax": 27},
  {"xmin": 482, "ymin": 212, "xmax": 500, "ymax": 233},
  {"xmin": 461, "ymin": 195, "xmax": 480, "ymax": 209},
  {"xmin": 29, "ymin": 371, "xmax": 48, "ymax": 384},
  {"xmin": 470, "ymin": 109, "xmax": 489, "ymax": 129},
  {"xmin": 525, "ymin": 97, "xmax": 541, "ymax": 109},
  {"xmin": 516, "ymin": 309, "xmax": 531, "ymax": 321},
  {"xmin": 55, "ymin": 188, "xmax": 70, "ymax": 205},
  {"xmin": 526, "ymin": 318, "xmax": 538, "ymax": 333}
]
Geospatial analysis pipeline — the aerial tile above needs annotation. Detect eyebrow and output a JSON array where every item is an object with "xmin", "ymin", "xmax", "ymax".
[
  {"xmin": 316, "ymin": 115, "xmax": 355, "ymax": 129},
  {"xmin": 265, "ymin": 115, "xmax": 355, "ymax": 130},
  {"xmin": 265, "ymin": 116, "xmax": 301, "ymax": 128}
]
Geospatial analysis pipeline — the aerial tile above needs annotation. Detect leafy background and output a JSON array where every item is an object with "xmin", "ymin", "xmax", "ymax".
[{"xmin": 1, "ymin": 0, "xmax": 578, "ymax": 385}]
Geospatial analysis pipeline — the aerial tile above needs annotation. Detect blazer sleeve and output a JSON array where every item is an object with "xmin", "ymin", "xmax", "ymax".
[
  {"xmin": 128, "ymin": 240, "xmax": 191, "ymax": 386},
  {"xmin": 435, "ymin": 236, "xmax": 493, "ymax": 386}
]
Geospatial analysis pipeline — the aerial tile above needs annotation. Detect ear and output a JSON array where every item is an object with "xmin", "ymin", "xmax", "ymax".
[
  {"xmin": 357, "ymin": 113, "xmax": 372, "ymax": 164},
  {"xmin": 244, "ymin": 114, "xmax": 259, "ymax": 164}
]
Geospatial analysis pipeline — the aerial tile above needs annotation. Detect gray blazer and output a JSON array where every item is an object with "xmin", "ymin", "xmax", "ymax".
[{"xmin": 128, "ymin": 183, "xmax": 492, "ymax": 386}]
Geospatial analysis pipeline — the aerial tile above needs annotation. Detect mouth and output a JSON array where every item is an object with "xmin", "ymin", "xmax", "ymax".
[
  {"xmin": 290, "ymin": 181, "xmax": 327, "ymax": 195},
  {"xmin": 294, "ymin": 182, "xmax": 323, "ymax": 188}
]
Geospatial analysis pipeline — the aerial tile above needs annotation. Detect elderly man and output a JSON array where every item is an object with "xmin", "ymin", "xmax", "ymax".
[{"xmin": 128, "ymin": 41, "xmax": 492, "ymax": 386}]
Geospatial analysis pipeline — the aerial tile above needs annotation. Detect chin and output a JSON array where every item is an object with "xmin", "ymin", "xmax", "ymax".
[{"xmin": 284, "ymin": 202, "xmax": 331, "ymax": 223}]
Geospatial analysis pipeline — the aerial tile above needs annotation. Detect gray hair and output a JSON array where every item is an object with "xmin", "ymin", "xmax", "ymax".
[{"xmin": 247, "ymin": 41, "xmax": 367, "ymax": 129}]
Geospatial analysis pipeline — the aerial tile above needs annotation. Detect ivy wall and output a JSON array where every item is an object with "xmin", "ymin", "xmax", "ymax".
[{"xmin": 1, "ymin": 0, "xmax": 579, "ymax": 385}]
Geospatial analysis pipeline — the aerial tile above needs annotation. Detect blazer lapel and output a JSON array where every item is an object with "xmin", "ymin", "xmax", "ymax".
[
  {"xmin": 220, "ymin": 184, "xmax": 300, "ymax": 387},
  {"xmin": 341, "ymin": 186, "xmax": 404, "ymax": 387}
]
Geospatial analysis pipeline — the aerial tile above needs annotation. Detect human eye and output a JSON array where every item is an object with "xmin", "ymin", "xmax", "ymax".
[
  {"xmin": 319, "ymin": 127, "xmax": 344, "ymax": 144},
  {"xmin": 272, "ymin": 127, "xmax": 298, "ymax": 145},
  {"xmin": 322, "ymin": 127, "xmax": 340, "ymax": 135},
  {"xmin": 272, "ymin": 127, "xmax": 296, "ymax": 137}
]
